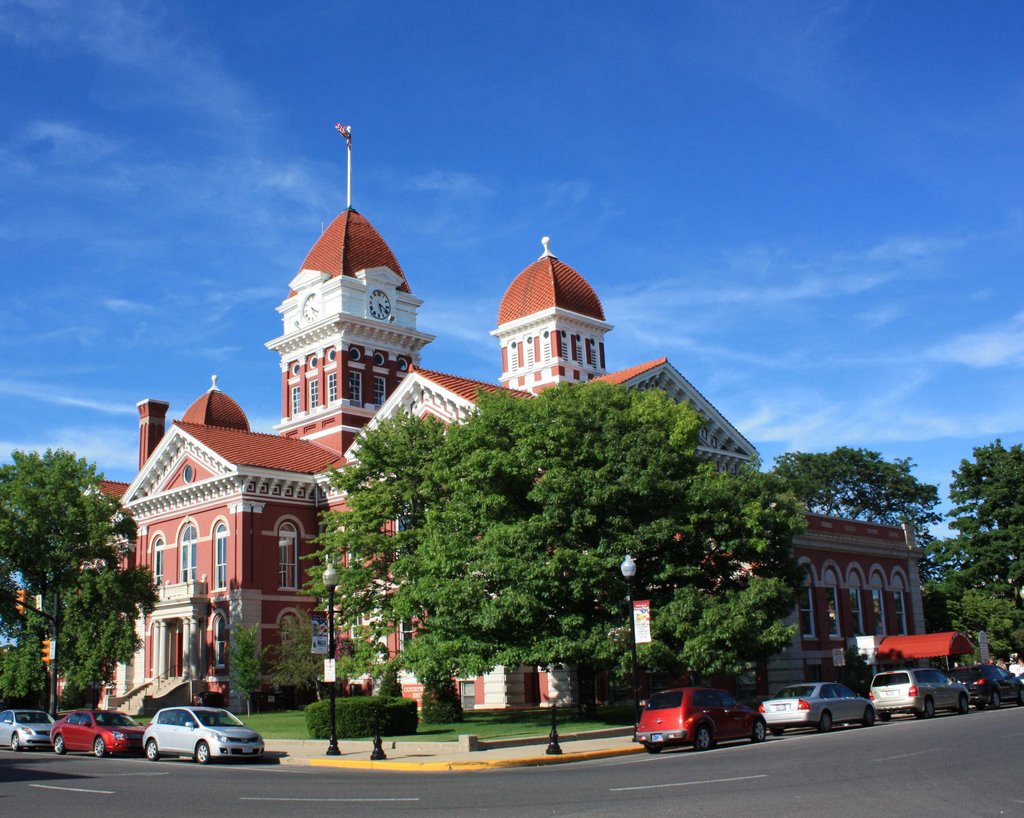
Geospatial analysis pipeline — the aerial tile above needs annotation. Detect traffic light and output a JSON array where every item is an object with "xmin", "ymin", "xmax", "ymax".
[
  {"xmin": 41, "ymin": 639, "xmax": 52, "ymax": 665},
  {"xmin": 15, "ymin": 589, "xmax": 27, "ymax": 616}
]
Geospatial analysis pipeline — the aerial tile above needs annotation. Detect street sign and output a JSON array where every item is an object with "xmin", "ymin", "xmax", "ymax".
[{"xmin": 324, "ymin": 658, "xmax": 336, "ymax": 683}]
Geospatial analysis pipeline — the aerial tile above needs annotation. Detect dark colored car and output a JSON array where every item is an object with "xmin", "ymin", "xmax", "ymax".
[
  {"xmin": 950, "ymin": 665, "xmax": 1024, "ymax": 710},
  {"xmin": 635, "ymin": 687, "xmax": 767, "ymax": 754},
  {"xmin": 51, "ymin": 709, "xmax": 146, "ymax": 757}
]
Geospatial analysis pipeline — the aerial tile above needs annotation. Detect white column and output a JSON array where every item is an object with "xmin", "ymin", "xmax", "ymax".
[
  {"xmin": 182, "ymin": 619, "xmax": 193, "ymax": 679},
  {"xmin": 155, "ymin": 621, "xmax": 165, "ymax": 678}
]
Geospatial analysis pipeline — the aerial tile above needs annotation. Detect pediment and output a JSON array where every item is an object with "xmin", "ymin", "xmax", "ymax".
[
  {"xmin": 289, "ymin": 268, "xmax": 331, "ymax": 292},
  {"xmin": 123, "ymin": 426, "xmax": 235, "ymax": 505}
]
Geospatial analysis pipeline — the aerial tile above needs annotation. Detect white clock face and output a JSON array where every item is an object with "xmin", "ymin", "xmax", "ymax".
[
  {"xmin": 302, "ymin": 294, "xmax": 320, "ymax": 323},
  {"xmin": 368, "ymin": 289, "xmax": 391, "ymax": 320}
]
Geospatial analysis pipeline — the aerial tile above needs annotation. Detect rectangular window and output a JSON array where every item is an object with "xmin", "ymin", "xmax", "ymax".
[
  {"xmin": 309, "ymin": 379, "xmax": 319, "ymax": 409},
  {"xmin": 849, "ymin": 588, "xmax": 864, "ymax": 635},
  {"xmin": 559, "ymin": 332, "xmax": 568, "ymax": 359},
  {"xmin": 872, "ymin": 589, "xmax": 886, "ymax": 635},
  {"xmin": 542, "ymin": 333, "xmax": 552, "ymax": 362},
  {"xmin": 894, "ymin": 590, "xmax": 908, "ymax": 635},
  {"xmin": 574, "ymin": 336, "xmax": 584, "ymax": 364},
  {"xmin": 278, "ymin": 528, "xmax": 297, "ymax": 588},
  {"xmin": 348, "ymin": 372, "xmax": 362, "ymax": 404},
  {"xmin": 291, "ymin": 385, "xmax": 301, "ymax": 415},
  {"xmin": 800, "ymin": 587, "xmax": 815, "ymax": 638},
  {"xmin": 525, "ymin": 337, "xmax": 535, "ymax": 367},
  {"xmin": 825, "ymin": 587, "xmax": 840, "ymax": 638},
  {"xmin": 154, "ymin": 550, "xmax": 164, "ymax": 585},
  {"xmin": 215, "ymin": 529, "xmax": 227, "ymax": 590},
  {"xmin": 328, "ymin": 372, "xmax": 337, "ymax": 403},
  {"xmin": 180, "ymin": 543, "xmax": 196, "ymax": 583},
  {"xmin": 373, "ymin": 376, "xmax": 386, "ymax": 406}
]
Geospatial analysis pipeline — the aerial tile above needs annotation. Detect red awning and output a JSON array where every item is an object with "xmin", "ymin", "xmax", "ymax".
[{"xmin": 875, "ymin": 631, "xmax": 975, "ymax": 661}]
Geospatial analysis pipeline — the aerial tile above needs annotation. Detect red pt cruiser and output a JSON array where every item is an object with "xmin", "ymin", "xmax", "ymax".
[{"xmin": 635, "ymin": 687, "xmax": 767, "ymax": 754}]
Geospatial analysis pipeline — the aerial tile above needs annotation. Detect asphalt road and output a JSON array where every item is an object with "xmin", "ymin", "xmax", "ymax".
[{"xmin": 3, "ymin": 705, "xmax": 1023, "ymax": 817}]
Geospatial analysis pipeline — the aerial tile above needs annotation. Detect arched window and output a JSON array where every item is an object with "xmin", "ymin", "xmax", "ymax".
[
  {"xmin": 278, "ymin": 523, "xmax": 298, "ymax": 589},
  {"xmin": 799, "ymin": 583, "xmax": 815, "ymax": 638},
  {"xmin": 180, "ymin": 524, "xmax": 197, "ymax": 583},
  {"xmin": 870, "ymin": 574, "xmax": 887, "ymax": 636},
  {"xmin": 214, "ymin": 614, "xmax": 228, "ymax": 668},
  {"xmin": 214, "ymin": 523, "xmax": 228, "ymax": 590},
  {"xmin": 279, "ymin": 612, "xmax": 298, "ymax": 644},
  {"xmin": 152, "ymin": 537, "xmax": 164, "ymax": 586},
  {"xmin": 822, "ymin": 567, "xmax": 841, "ymax": 639}
]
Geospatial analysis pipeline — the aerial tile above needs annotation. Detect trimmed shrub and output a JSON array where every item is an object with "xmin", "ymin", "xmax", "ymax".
[
  {"xmin": 305, "ymin": 696, "xmax": 418, "ymax": 739},
  {"xmin": 376, "ymin": 661, "xmax": 401, "ymax": 698},
  {"xmin": 420, "ymin": 678, "xmax": 463, "ymax": 723}
]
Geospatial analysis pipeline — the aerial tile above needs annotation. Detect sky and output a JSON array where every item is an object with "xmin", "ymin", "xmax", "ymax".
[{"xmin": 1, "ymin": 1, "xmax": 1022, "ymax": 536}]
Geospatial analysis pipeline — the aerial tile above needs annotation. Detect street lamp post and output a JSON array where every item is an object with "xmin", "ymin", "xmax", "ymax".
[
  {"xmin": 323, "ymin": 565, "xmax": 340, "ymax": 757},
  {"xmin": 620, "ymin": 554, "xmax": 642, "ymax": 737}
]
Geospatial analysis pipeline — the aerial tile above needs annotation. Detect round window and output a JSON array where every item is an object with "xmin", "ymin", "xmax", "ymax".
[
  {"xmin": 309, "ymin": 356, "xmax": 318, "ymax": 368},
  {"xmin": 183, "ymin": 465, "xmax": 194, "ymax": 483},
  {"xmin": 397, "ymin": 358, "xmax": 408, "ymax": 372},
  {"xmin": 349, "ymin": 347, "xmax": 362, "ymax": 361},
  {"xmin": 328, "ymin": 349, "xmax": 336, "ymax": 361},
  {"xmin": 374, "ymin": 352, "xmax": 385, "ymax": 366},
  {"xmin": 291, "ymin": 363, "xmax": 300, "ymax": 375}
]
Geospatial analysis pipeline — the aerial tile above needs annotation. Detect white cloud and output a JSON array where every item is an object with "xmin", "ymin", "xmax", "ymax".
[
  {"xmin": 927, "ymin": 313, "xmax": 1024, "ymax": 367},
  {"xmin": 0, "ymin": 380, "xmax": 136, "ymax": 415}
]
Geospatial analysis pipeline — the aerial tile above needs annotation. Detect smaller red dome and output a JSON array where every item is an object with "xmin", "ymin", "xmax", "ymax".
[
  {"xmin": 498, "ymin": 239, "xmax": 604, "ymax": 325},
  {"xmin": 181, "ymin": 376, "xmax": 250, "ymax": 431}
]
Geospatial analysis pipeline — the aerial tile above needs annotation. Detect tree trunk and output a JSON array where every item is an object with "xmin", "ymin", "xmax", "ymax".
[{"xmin": 576, "ymin": 664, "xmax": 598, "ymax": 718}]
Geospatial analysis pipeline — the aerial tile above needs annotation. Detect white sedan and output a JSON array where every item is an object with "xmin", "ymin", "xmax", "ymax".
[
  {"xmin": 0, "ymin": 708, "xmax": 54, "ymax": 751},
  {"xmin": 757, "ymin": 682, "xmax": 875, "ymax": 734}
]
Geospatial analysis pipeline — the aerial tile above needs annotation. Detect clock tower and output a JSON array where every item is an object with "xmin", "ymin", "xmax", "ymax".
[{"xmin": 266, "ymin": 208, "xmax": 434, "ymax": 454}]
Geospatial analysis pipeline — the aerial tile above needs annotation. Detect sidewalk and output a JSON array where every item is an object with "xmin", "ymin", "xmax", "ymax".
[{"xmin": 265, "ymin": 726, "xmax": 644, "ymax": 772}]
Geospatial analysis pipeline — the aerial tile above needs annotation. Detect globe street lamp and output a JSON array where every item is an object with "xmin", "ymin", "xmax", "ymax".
[
  {"xmin": 323, "ymin": 564, "xmax": 340, "ymax": 756},
  {"xmin": 620, "ymin": 554, "xmax": 642, "ymax": 736}
]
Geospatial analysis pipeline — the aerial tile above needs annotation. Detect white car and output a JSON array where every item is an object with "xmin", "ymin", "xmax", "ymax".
[
  {"xmin": 758, "ymin": 682, "xmax": 875, "ymax": 734},
  {"xmin": 0, "ymin": 708, "xmax": 54, "ymax": 751},
  {"xmin": 142, "ymin": 706, "xmax": 264, "ymax": 764}
]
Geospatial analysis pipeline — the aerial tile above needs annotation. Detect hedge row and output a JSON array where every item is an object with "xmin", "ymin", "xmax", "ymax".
[{"xmin": 305, "ymin": 696, "xmax": 419, "ymax": 739}]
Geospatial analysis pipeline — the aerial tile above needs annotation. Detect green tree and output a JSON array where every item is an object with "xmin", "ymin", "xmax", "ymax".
[
  {"xmin": 0, "ymin": 449, "xmax": 156, "ymax": 707},
  {"xmin": 229, "ymin": 623, "xmax": 263, "ymax": 715},
  {"xmin": 771, "ymin": 447, "xmax": 942, "ymax": 544},
  {"xmin": 404, "ymin": 383, "xmax": 805, "ymax": 710},
  {"xmin": 263, "ymin": 611, "xmax": 323, "ymax": 699}
]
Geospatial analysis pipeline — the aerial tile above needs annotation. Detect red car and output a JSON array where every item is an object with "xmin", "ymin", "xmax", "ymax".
[
  {"xmin": 51, "ymin": 709, "xmax": 146, "ymax": 757},
  {"xmin": 635, "ymin": 687, "xmax": 767, "ymax": 754}
]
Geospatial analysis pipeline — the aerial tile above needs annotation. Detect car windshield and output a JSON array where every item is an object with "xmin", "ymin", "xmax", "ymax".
[
  {"xmin": 950, "ymin": 668, "xmax": 980, "ymax": 681},
  {"xmin": 769, "ymin": 685, "xmax": 817, "ymax": 699},
  {"xmin": 95, "ymin": 713, "xmax": 136, "ymax": 727},
  {"xmin": 873, "ymin": 672, "xmax": 910, "ymax": 686},
  {"xmin": 195, "ymin": 709, "xmax": 245, "ymax": 728},
  {"xmin": 17, "ymin": 711, "xmax": 53, "ymax": 723},
  {"xmin": 645, "ymin": 691, "xmax": 683, "ymax": 710}
]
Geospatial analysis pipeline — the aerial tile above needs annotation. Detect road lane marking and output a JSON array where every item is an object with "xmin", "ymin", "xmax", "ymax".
[
  {"xmin": 30, "ymin": 784, "xmax": 115, "ymax": 794},
  {"xmin": 611, "ymin": 774, "xmax": 767, "ymax": 792},
  {"xmin": 873, "ymin": 748, "xmax": 941, "ymax": 762},
  {"xmin": 241, "ymin": 797, "xmax": 420, "ymax": 802}
]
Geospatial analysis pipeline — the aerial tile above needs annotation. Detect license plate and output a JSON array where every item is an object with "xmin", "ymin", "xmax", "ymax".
[
  {"xmin": 651, "ymin": 733, "xmax": 663, "ymax": 742},
  {"xmin": 883, "ymin": 690, "xmax": 897, "ymax": 697},
  {"xmin": 772, "ymin": 704, "xmax": 789, "ymax": 711}
]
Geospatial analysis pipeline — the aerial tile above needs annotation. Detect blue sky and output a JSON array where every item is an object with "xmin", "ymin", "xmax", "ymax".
[{"xmin": 1, "ymin": 1, "xmax": 1021, "ymax": 534}]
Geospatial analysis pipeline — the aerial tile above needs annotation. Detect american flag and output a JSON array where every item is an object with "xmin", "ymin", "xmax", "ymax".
[{"xmin": 334, "ymin": 123, "xmax": 352, "ymax": 148}]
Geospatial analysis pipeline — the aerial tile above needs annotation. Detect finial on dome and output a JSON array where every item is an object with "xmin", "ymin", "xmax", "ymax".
[
  {"xmin": 540, "ymin": 236, "xmax": 553, "ymax": 259},
  {"xmin": 209, "ymin": 374, "xmax": 220, "ymax": 392}
]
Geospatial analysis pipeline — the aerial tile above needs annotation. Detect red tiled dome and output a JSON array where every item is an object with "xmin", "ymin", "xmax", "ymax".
[
  {"xmin": 298, "ymin": 208, "xmax": 410, "ymax": 293},
  {"xmin": 181, "ymin": 379, "xmax": 250, "ymax": 431},
  {"xmin": 498, "ymin": 247, "xmax": 604, "ymax": 325}
]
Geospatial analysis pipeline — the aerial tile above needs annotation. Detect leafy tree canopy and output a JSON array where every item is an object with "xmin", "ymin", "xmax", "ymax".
[
  {"xmin": 229, "ymin": 623, "xmax": 263, "ymax": 715},
  {"xmin": 771, "ymin": 446, "xmax": 942, "ymax": 544},
  {"xmin": 264, "ymin": 610, "xmax": 323, "ymax": 697}
]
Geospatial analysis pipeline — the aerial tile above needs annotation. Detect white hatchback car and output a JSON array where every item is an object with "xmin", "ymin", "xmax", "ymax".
[{"xmin": 142, "ymin": 706, "xmax": 264, "ymax": 764}]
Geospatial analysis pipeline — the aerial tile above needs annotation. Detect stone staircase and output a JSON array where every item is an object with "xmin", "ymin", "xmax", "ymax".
[{"xmin": 107, "ymin": 677, "xmax": 194, "ymax": 716}]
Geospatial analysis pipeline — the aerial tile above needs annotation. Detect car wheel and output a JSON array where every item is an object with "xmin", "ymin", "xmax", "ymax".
[
  {"xmin": 644, "ymin": 745, "xmax": 662, "ymax": 754},
  {"xmin": 862, "ymin": 706, "xmax": 875, "ymax": 727},
  {"xmin": 145, "ymin": 739, "xmax": 160, "ymax": 761},
  {"xmin": 93, "ymin": 736, "xmax": 107, "ymax": 758},
  {"xmin": 878, "ymin": 711, "xmax": 891, "ymax": 721},
  {"xmin": 769, "ymin": 727, "xmax": 785, "ymax": 736},
  {"xmin": 693, "ymin": 724, "xmax": 714, "ymax": 751},
  {"xmin": 751, "ymin": 718, "xmax": 767, "ymax": 743},
  {"xmin": 990, "ymin": 690, "xmax": 1001, "ymax": 710},
  {"xmin": 816, "ymin": 710, "xmax": 833, "ymax": 732},
  {"xmin": 195, "ymin": 740, "xmax": 211, "ymax": 765},
  {"xmin": 958, "ymin": 694, "xmax": 969, "ymax": 714},
  {"xmin": 11, "ymin": 733, "xmax": 20, "ymax": 752},
  {"xmin": 53, "ymin": 734, "xmax": 66, "ymax": 755},
  {"xmin": 914, "ymin": 698, "xmax": 935, "ymax": 719}
]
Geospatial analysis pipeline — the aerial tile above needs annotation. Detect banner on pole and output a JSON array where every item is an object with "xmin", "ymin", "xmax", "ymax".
[
  {"xmin": 324, "ymin": 658, "xmax": 336, "ymax": 683},
  {"xmin": 633, "ymin": 600, "xmax": 652, "ymax": 644},
  {"xmin": 311, "ymin": 613, "xmax": 329, "ymax": 654}
]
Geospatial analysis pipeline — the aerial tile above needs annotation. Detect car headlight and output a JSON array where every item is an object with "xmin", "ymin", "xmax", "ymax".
[
  {"xmin": 112, "ymin": 731, "xmax": 126, "ymax": 741},
  {"xmin": 23, "ymin": 728, "xmax": 35, "ymax": 736},
  {"xmin": 214, "ymin": 733, "xmax": 228, "ymax": 744}
]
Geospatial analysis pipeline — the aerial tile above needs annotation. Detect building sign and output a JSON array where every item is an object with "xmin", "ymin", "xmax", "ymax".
[
  {"xmin": 633, "ymin": 600, "xmax": 652, "ymax": 644},
  {"xmin": 832, "ymin": 648, "xmax": 846, "ymax": 667},
  {"xmin": 311, "ymin": 613, "xmax": 329, "ymax": 654},
  {"xmin": 323, "ymin": 658, "xmax": 336, "ymax": 683}
]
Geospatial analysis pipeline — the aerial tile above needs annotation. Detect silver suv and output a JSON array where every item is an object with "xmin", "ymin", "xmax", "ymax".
[
  {"xmin": 869, "ymin": 668, "xmax": 969, "ymax": 720},
  {"xmin": 142, "ymin": 706, "xmax": 264, "ymax": 764}
]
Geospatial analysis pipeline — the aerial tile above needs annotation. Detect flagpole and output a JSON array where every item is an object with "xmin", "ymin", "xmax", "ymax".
[{"xmin": 346, "ymin": 131, "xmax": 352, "ymax": 209}]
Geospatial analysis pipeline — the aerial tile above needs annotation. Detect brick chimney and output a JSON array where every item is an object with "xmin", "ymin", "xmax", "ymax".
[{"xmin": 137, "ymin": 399, "xmax": 170, "ymax": 469}]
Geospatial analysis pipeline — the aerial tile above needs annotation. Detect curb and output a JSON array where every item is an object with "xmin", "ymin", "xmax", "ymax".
[{"xmin": 307, "ymin": 744, "xmax": 646, "ymax": 772}]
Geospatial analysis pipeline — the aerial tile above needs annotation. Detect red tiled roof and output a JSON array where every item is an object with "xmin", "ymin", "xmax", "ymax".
[
  {"xmin": 595, "ymin": 357, "xmax": 668, "ymax": 385},
  {"xmin": 413, "ymin": 367, "xmax": 533, "ymax": 403},
  {"xmin": 498, "ymin": 255, "xmax": 604, "ymax": 324},
  {"xmin": 176, "ymin": 422, "xmax": 343, "ymax": 473},
  {"xmin": 876, "ymin": 631, "xmax": 974, "ymax": 661},
  {"xmin": 298, "ymin": 209, "xmax": 410, "ymax": 293},
  {"xmin": 100, "ymin": 479, "xmax": 129, "ymax": 498},
  {"xmin": 181, "ymin": 389, "xmax": 250, "ymax": 431}
]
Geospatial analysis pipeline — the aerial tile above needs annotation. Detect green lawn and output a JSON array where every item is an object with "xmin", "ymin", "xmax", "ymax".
[{"xmin": 238, "ymin": 705, "xmax": 634, "ymax": 741}]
